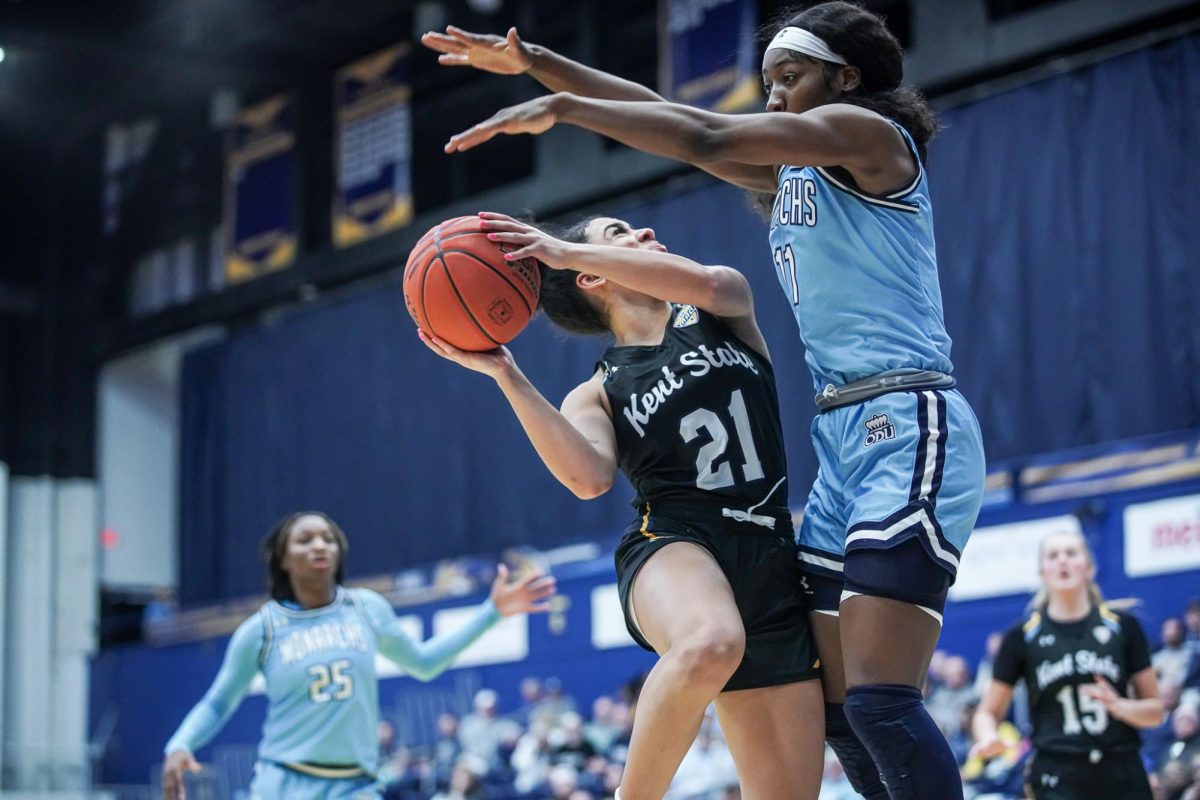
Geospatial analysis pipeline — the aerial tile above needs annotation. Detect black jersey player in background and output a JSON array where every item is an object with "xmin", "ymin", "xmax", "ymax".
[
  {"xmin": 420, "ymin": 212, "xmax": 824, "ymax": 800},
  {"xmin": 972, "ymin": 529, "xmax": 1164, "ymax": 799}
]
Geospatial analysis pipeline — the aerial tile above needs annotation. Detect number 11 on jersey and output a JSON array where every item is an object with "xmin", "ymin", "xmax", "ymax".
[{"xmin": 773, "ymin": 244, "xmax": 800, "ymax": 305}]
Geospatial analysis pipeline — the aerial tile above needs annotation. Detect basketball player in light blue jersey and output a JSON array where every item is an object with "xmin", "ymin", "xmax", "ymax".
[
  {"xmin": 429, "ymin": 3, "xmax": 986, "ymax": 797},
  {"xmin": 162, "ymin": 511, "xmax": 555, "ymax": 800}
]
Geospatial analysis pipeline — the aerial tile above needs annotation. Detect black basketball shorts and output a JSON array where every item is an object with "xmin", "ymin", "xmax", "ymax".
[
  {"xmin": 614, "ymin": 511, "xmax": 821, "ymax": 692},
  {"xmin": 1025, "ymin": 749, "xmax": 1151, "ymax": 800}
]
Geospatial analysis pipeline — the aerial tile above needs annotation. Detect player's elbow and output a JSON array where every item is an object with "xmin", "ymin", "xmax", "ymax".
[
  {"xmin": 570, "ymin": 477, "xmax": 612, "ymax": 500},
  {"xmin": 702, "ymin": 268, "xmax": 753, "ymax": 316}
]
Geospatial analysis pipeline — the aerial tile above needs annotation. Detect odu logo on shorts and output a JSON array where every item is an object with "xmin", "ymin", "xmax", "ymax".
[{"xmin": 863, "ymin": 413, "xmax": 896, "ymax": 447}]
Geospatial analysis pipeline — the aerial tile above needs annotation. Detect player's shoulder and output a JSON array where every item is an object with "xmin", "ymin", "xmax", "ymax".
[
  {"xmin": 1099, "ymin": 603, "xmax": 1144, "ymax": 635},
  {"xmin": 1014, "ymin": 610, "xmax": 1043, "ymax": 643},
  {"xmin": 231, "ymin": 607, "xmax": 269, "ymax": 645},
  {"xmin": 348, "ymin": 586, "xmax": 389, "ymax": 611}
]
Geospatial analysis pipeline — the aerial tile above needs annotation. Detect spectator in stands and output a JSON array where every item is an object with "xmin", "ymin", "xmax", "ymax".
[
  {"xmin": 974, "ymin": 632, "xmax": 1003, "ymax": 695},
  {"xmin": 430, "ymin": 756, "xmax": 486, "ymax": 800},
  {"xmin": 973, "ymin": 529, "xmax": 1163, "ymax": 799},
  {"xmin": 1156, "ymin": 618, "xmax": 1194, "ymax": 690},
  {"xmin": 512, "ymin": 719, "xmax": 555, "ymax": 795},
  {"xmin": 534, "ymin": 676, "xmax": 578, "ymax": 726},
  {"xmin": 547, "ymin": 763, "xmax": 581, "ymax": 800},
  {"xmin": 1146, "ymin": 684, "xmax": 1184, "ymax": 771},
  {"xmin": 1186, "ymin": 599, "xmax": 1200, "ymax": 643},
  {"xmin": 433, "ymin": 712, "xmax": 463, "ymax": 789},
  {"xmin": 584, "ymin": 696, "xmax": 621, "ymax": 754},
  {"xmin": 927, "ymin": 655, "xmax": 976, "ymax": 737},
  {"xmin": 551, "ymin": 712, "xmax": 598, "ymax": 770},
  {"xmin": 512, "ymin": 676, "xmax": 545, "ymax": 726},
  {"xmin": 459, "ymin": 688, "xmax": 521, "ymax": 769},
  {"xmin": 160, "ymin": 511, "xmax": 555, "ymax": 800},
  {"xmin": 1161, "ymin": 705, "xmax": 1200, "ymax": 777}
]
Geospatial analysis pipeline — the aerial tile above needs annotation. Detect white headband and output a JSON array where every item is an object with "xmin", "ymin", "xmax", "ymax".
[{"xmin": 766, "ymin": 26, "xmax": 847, "ymax": 66}]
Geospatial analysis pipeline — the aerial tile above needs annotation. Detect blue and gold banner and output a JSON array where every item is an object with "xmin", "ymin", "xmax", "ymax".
[
  {"xmin": 659, "ymin": 0, "xmax": 760, "ymax": 112},
  {"xmin": 223, "ymin": 94, "xmax": 297, "ymax": 284},
  {"xmin": 333, "ymin": 43, "xmax": 413, "ymax": 249}
]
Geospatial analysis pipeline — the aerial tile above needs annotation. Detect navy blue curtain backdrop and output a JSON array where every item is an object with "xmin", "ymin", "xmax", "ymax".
[{"xmin": 179, "ymin": 34, "xmax": 1200, "ymax": 605}]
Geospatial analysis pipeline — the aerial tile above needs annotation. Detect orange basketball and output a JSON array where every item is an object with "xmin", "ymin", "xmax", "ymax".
[{"xmin": 404, "ymin": 215, "xmax": 541, "ymax": 351}]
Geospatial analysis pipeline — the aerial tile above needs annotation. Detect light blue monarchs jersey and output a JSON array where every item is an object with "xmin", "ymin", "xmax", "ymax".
[
  {"xmin": 166, "ymin": 587, "xmax": 500, "ymax": 774},
  {"xmin": 767, "ymin": 120, "xmax": 953, "ymax": 392},
  {"xmin": 253, "ymin": 588, "xmax": 381, "ymax": 768}
]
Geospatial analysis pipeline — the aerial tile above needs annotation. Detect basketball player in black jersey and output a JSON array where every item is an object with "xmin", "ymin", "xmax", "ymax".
[
  {"xmin": 972, "ymin": 529, "xmax": 1164, "ymax": 799},
  {"xmin": 420, "ymin": 211, "xmax": 824, "ymax": 800}
]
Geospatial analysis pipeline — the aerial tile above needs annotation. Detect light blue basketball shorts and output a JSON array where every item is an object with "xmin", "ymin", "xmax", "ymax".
[
  {"xmin": 797, "ymin": 388, "xmax": 985, "ymax": 615},
  {"xmin": 248, "ymin": 761, "xmax": 381, "ymax": 800}
]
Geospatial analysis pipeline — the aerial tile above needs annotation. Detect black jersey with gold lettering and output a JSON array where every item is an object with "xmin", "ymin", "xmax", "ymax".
[
  {"xmin": 598, "ymin": 304, "xmax": 789, "ymax": 531},
  {"xmin": 993, "ymin": 604, "xmax": 1152, "ymax": 756}
]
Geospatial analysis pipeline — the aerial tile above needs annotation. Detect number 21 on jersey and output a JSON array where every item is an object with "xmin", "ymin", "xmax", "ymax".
[{"xmin": 680, "ymin": 389, "xmax": 764, "ymax": 490}]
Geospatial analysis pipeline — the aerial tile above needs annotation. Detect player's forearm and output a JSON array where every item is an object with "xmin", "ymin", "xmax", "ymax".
[
  {"xmin": 526, "ymin": 45, "xmax": 665, "ymax": 102},
  {"xmin": 1110, "ymin": 697, "xmax": 1165, "ymax": 728},
  {"xmin": 494, "ymin": 369, "xmax": 615, "ymax": 498},
  {"xmin": 567, "ymin": 246, "xmax": 751, "ymax": 318},
  {"xmin": 165, "ymin": 699, "xmax": 231, "ymax": 755},
  {"xmin": 397, "ymin": 600, "xmax": 500, "ymax": 681},
  {"xmin": 971, "ymin": 707, "xmax": 1001, "ymax": 743},
  {"xmin": 551, "ymin": 94, "xmax": 730, "ymax": 166}
]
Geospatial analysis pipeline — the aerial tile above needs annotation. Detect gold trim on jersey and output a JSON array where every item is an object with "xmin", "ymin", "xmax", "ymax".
[
  {"xmin": 284, "ymin": 761, "xmax": 367, "ymax": 779},
  {"xmin": 1023, "ymin": 612, "xmax": 1042, "ymax": 633},
  {"xmin": 1099, "ymin": 603, "xmax": 1121, "ymax": 626},
  {"xmin": 640, "ymin": 504, "xmax": 658, "ymax": 541}
]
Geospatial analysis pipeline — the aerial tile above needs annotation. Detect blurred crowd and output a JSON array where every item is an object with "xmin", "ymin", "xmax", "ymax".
[{"xmin": 372, "ymin": 596, "xmax": 1200, "ymax": 800}]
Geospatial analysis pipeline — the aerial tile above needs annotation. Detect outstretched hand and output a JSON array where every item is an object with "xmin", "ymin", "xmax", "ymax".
[
  {"xmin": 418, "ymin": 330, "xmax": 516, "ymax": 380},
  {"xmin": 161, "ymin": 750, "xmax": 202, "ymax": 800},
  {"xmin": 421, "ymin": 26, "xmax": 533, "ymax": 75},
  {"xmin": 479, "ymin": 212, "xmax": 575, "ymax": 269},
  {"xmin": 490, "ymin": 563, "xmax": 557, "ymax": 616},
  {"xmin": 445, "ymin": 95, "xmax": 560, "ymax": 153}
]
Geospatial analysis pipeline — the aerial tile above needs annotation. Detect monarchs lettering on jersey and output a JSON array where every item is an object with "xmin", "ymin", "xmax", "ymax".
[
  {"xmin": 278, "ymin": 621, "xmax": 371, "ymax": 665},
  {"xmin": 773, "ymin": 176, "xmax": 818, "ymax": 227},
  {"xmin": 599, "ymin": 305, "xmax": 789, "ymax": 524}
]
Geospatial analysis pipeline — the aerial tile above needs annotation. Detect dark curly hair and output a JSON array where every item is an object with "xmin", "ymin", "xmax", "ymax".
[
  {"xmin": 261, "ymin": 511, "xmax": 349, "ymax": 602},
  {"xmin": 762, "ymin": 1, "xmax": 939, "ymax": 162},
  {"xmin": 535, "ymin": 218, "xmax": 612, "ymax": 337}
]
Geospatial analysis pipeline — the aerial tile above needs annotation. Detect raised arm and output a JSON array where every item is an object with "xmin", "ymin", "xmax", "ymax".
[
  {"xmin": 357, "ymin": 572, "xmax": 554, "ymax": 681},
  {"xmin": 446, "ymin": 95, "xmax": 911, "ymax": 193},
  {"xmin": 480, "ymin": 213, "xmax": 769, "ymax": 359},
  {"xmin": 422, "ymin": 27, "xmax": 775, "ymax": 191},
  {"xmin": 418, "ymin": 333, "xmax": 619, "ymax": 499},
  {"xmin": 162, "ymin": 615, "xmax": 263, "ymax": 799},
  {"xmin": 422, "ymin": 26, "xmax": 665, "ymax": 102}
]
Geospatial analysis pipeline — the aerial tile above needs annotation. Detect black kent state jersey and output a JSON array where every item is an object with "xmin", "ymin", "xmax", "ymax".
[
  {"xmin": 598, "ymin": 304, "xmax": 790, "ymax": 530},
  {"xmin": 993, "ymin": 604, "xmax": 1152, "ymax": 756}
]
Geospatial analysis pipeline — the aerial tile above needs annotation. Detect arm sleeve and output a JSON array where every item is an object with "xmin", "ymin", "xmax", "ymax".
[
  {"xmin": 991, "ymin": 624, "xmax": 1027, "ymax": 687},
  {"xmin": 355, "ymin": 589, "xmax": 501, "ymax": 682},
  {"xmin": 164, "ymin": 613, "xmax": 264, "ymax": 755},
  {"xmin": 1122, "ymin": 612, "xmax": 1153, "ymax": 675}
]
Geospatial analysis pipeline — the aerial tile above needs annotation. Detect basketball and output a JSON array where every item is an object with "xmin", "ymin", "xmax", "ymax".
[{"xmin": 404, "ymin": 215, "xmax": 541, "ymax": 351}]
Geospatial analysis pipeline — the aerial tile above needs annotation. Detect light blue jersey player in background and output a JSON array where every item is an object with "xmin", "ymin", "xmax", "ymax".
[
  {"xmin": 162, "ymin": 511, "xmax": 555, "ymax": 800},
  {"xmin": 426, "ymin": 2, "xmax": 985, "ymax": 797}
]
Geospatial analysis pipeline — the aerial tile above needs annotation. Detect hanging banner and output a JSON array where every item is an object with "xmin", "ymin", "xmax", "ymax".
[
  {"xmin": 659, "ymin": 0, "xmax": 760, "ymax": 112},
  {"xmin": 333, "ymin": 43, "xmax": 414, "ymax": 249},
  {"xmin": 223, "ymin": 95, "xmax": 297, "ymax": 284}
]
